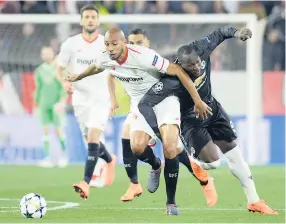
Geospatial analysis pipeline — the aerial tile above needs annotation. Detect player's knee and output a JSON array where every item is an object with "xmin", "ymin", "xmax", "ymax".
[
  {"xmin": 131, "ymin": 138, "xmax": 148, "ymax": 154},
  {"xmin": 200, "ymin": 159, "xmax": 221, "ymax": 170},
  {"xmin": 163, "ymin": 140, "xmax": 177, "ymax": 159}
]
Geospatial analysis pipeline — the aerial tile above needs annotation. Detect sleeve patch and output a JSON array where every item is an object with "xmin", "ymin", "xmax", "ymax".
[{"xmin": 152, "ymin": 55, "xmax": 158, "ymax": 66}]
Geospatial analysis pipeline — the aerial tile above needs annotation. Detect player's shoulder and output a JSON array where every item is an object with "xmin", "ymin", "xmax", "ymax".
[
  {"xmin": 61, "ymin": 33, "xmax": 81, "ymax": 45},
  {"xmin": 127, "ymin": 44, "xmax": 155, "ymax": 55}
]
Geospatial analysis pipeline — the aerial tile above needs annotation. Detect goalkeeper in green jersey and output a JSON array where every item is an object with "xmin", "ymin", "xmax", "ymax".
[{"xmin": 34, "ymin": 46, "xmax": 68, "ymax": 167}]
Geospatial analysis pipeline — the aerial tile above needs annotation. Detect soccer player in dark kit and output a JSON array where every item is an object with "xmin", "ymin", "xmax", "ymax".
[{"xmin": 138, "ymin": 26, "xmax": 278, "ymax": 215}]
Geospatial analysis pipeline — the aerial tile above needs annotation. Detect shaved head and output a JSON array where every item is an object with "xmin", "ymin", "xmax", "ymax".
[
  {"xmin": 105, "ymin": 27, "xmax": 126, "ymax": 41},
  {"xmin": 104, "ymin": 28, "xmax": 127, "ymax": 61},
  {"xmin": 177, "ymin": 45, "xmax": 201, "ymax": 76}
]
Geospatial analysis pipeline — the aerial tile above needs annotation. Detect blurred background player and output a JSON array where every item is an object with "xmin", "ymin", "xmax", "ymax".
[
  {"xmin": 34, "ymin": 46, "xmax": 67, "ymax": 167},
  {"xmin": 56, "ymin": 5, "xmax": 116, "ymax": 196}
]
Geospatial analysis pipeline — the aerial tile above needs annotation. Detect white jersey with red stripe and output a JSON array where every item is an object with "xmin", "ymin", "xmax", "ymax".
[
  {"xmin": 58, "ymin": 33, "xmax": 110, "ymax": 107},
  {"xmin": 96, "ymin": 44, "xmax": 169, "ymax": 106}
]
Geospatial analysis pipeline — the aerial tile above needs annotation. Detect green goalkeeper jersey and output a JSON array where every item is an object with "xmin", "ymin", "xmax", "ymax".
[{"xmin": 34, "ymin": 63, "xmax": 66, "ymax": 108}]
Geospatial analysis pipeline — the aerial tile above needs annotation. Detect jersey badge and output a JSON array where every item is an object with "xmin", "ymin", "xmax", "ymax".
[
  {"xmin": 152, "ymin": 55, "xmax": 158, "ymax": 66},
  {"xmin": 152, "ymin": 81, "xmax": 163, "ymax": 94}
]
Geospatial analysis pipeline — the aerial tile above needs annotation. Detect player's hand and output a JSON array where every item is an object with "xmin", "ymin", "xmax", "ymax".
[
  {"xmin": 65, "ymin": 74, "xmax": 79, "ymax": 82},
  {"xmin": 63, "ymin": 80, "xmax": 73, "ymax": 95},
  {"xmin": 109, "ymin": 101, "xmax": 119, "ymax": 118},
  {"xmin": 236, "ymin": 28, "xmax": 252, "ymax": 41},
  {"xmin": 194, "ymin": 101, "xmax": 213, "ymax": 120}
]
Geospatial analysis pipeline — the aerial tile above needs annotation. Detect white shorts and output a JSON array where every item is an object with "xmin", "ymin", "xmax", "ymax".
[
  {"xmin": 129, "ymin": 96, "xmax": 182, "ymax": 148},
  {"xmin": 74, "ymin": 102, "xmax": 110, "ymax": 136}
]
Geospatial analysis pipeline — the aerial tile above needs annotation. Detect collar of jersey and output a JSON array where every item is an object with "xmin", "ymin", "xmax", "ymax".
[{"xmin": 82, "ymin": 32, "xmax": 99, "ymax": 43}]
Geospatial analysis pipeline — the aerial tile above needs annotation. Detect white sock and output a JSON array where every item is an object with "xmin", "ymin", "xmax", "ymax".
[{"xmin": 224, "ymin": 145, "xmax": 260, "ymax": 204}]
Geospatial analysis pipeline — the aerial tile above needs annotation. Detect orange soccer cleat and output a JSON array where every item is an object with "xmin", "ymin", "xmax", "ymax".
[
  {"xmin": 104, "ymin": 154, "xmax": 117, "ymax": 186},
  {"xmin": 73, "ymin": 180, "xmax": 90, "ymax": 199},
  {"xmin": 188, "ymin": 155, "xmax": 218, "ymax": 206},
  {"xmin": 120, "ymin": 182, "xmax": 143, "ymax": 202},
  {"xmin": 247, "ymin": 200, "xmax": 278, "ymax": 215}
]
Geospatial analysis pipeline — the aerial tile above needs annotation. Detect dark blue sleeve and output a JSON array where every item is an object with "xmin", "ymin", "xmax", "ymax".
[
  {"xmin": 138, "ymin": 77, "xmax": 182, "ymax": 138},
  {"xmin": 193, "ymin": 26, "xmax": 238, "ymax": 54}
]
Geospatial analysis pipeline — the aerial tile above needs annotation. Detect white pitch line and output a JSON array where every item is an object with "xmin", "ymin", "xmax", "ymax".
[
  {"xmin": 0, "ymin": 198, "xmax": 79, "ymax": 213},
  {"xmin": 75, "ymin": 207, "xmax": 285, "ymax": 211}
]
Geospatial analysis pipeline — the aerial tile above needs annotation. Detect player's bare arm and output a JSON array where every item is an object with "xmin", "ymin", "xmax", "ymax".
[
  {"xmin": 108, "ymin": 74, "xmax": 119, "ymax": 116},
  {"xmin": 56, "ymin": 65, "xmax": 73, "ymax": 95},
  {"xmin": 66, "ymin": 64, "xmax": 104, "ymax": 82},
  {"xmin": 166, "ymin": 62, "xmax": 212, "ymax": 119}
]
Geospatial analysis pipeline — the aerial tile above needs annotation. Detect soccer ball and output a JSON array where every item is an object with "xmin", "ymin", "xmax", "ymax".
[{"xmin": 19, "ymin": 193, "xmax": 47, "ymax": 218}]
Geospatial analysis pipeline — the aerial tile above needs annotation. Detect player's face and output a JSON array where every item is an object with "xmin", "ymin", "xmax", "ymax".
[
  {"xmin": 80, "ymin": 10, "xmax": 99, "ymax": 34},
  {"xmin": 41, "ymin": 47, "xmax": 54, "ymax": 63},
  {"xmin": 180, "ymin": 52, "xmax": 201, "ymax": 76},
  {"xmin": 104, "ymin": 33, "xmax": 125, "ymax": 60},
  {"xmin": 128, "ymin": 34, "xmax": 150, "ymax": 48}
]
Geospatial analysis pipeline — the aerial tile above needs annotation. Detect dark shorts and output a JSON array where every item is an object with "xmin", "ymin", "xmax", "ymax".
[{"xmin": 181, "ymin": 99, "xmax": 237, "ymax": 158}]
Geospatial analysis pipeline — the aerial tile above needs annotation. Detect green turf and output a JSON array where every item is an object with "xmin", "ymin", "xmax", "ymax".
[{"xmin": 0, "ymin": 165, "xmax": 284, "ymax": 223}]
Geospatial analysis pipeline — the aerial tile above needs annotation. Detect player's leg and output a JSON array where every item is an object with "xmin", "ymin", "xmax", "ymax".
[
  {"xmin": 209, "ymin": 103, "xmax": 277, "ymax": 214},
  {"xmin": 73, "ymin": 105, "xmax": 116, "ymax": 199},
  {"xmin": 182, "ymin": 123, "xmax": 219, "ymax": 206},
  {"xmin": 53, "ymin": 108, "xmax": 68, "ymax": 167},
  {"xmin": 121, "ymin": 115, "xmax": 142, "ymax": 202},
  {"xmin": 38, "ymin": 108, "xmax": 53, "ymax": 167}
]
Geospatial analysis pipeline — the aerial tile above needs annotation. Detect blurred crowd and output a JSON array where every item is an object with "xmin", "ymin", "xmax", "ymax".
[{"xmin": 0, "ymin": 0, "xmax": 285, "ymax": 71}]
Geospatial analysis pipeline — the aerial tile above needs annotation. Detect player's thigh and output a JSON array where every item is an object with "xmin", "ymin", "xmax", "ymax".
[
  {"xmin": 129, "ymin": 111, "xmax": 153, "ymax": 154},
  {"xmin": 155, "ymin": 96, "xmax": 182, "ymax": 151},
  {"xmin": 208, "ymin": 104, "xmax": 237, "ymax": 153},
  {"xmin": 38, "ymin": 107, "xmax": 53, "ymax": 126}
]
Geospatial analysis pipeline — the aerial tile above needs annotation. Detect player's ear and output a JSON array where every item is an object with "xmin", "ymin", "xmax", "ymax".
[{"xmin": 80, "ymin": 18, "xmax": 83, "ymax": 27}]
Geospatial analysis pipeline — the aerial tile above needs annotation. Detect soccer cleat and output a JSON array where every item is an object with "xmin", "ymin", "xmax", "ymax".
[
  {"xmin": 38, "ymin": 158, "xmax": 54, "ymax": 168},
  {"xmin": 147, "ymin": 160, "xmax": 163, "ymax": 193},
  {"xmin": 166, "ymin": 204, "xmax": 180, "ymax": 216},
  {"xmin": 188, "ymin": 155, "xmax": 208, "ymax": 183},
  {"xmin": 201, "ymin": 177, "xmax": 218, "ymax": 207},
  {"xmin": 57, "ymin": 157, "xmax": 68, "ymax": 168},
  {"xmin": 120, "ymin": 182, "xmax": 143, "ymax": 202},
  {"xmin": 104, "ymin": 154, "xmax": 117, "ymax": 186},
  {"xmin": 247, "ymin": 200, "xmax": 278, "ymax": 215},
  {"xmin": 73, "ymin": 181, "xmax": 90, "ymax": 199}
]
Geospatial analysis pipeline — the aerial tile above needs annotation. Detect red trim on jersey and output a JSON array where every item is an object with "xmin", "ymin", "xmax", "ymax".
[
  {"xmin": 82, "ymin": 32, "xmax": 99, "ymax": 43},
  {"xmin": 128, "ymin": 47, "xmax": 141, "ymax": 54},
  {"xmin": 117, "ymin": 46, "xmax": 128, "ymax": 65},
  {"xmin": 159, "ymin": 59, "xmax": 165, "ymax": 71}
]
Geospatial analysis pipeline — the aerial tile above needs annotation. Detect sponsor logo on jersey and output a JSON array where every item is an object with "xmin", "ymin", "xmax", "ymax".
[
  {"xmin": 114, "ymin": 75, "xmax": 143, "ymax": 83},
  {"xmin": 76, "ymin": 59, "xmax": 97, "ymax": 65},
  {"xmin": 152, "ymin": 81, "xmax": 163, "ymax": 94},
  {"xmin": 152, "ymin": 55, "xmax": 158, "ymax": 66}
]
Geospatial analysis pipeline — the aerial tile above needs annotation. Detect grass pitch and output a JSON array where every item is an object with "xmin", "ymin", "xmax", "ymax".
[{"xmin": 0, "ymin": 165, "xmax": 284, "ymax": 223}]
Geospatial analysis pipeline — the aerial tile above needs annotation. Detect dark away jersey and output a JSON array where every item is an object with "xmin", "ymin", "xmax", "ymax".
[{"xmin": 138, "ymin": 26, "xmax": 238, "ymax": 135}]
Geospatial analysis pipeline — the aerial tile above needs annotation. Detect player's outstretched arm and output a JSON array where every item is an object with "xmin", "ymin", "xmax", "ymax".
[
  {"xmin": 166, "ymin": 63, "xmax": 212, "ymax": 119},
  {"xmin": 108, "ymin": 74, "xmax": 119, "ymax": 116},
  {"xmin": 66, "ymin": 64, "xmax": 104, "ymax": 82}
]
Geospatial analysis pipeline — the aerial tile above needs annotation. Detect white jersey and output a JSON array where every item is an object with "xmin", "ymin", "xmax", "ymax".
[
  {"xmin": 58, "ymin": 33, "xmax": 110, "ymax": 107},
  {"xmin": 96, "ymin": 44, "xmax": 169, "ymax": 106}
]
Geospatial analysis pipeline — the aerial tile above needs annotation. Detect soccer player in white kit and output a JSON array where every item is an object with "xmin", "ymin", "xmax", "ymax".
[
  {"xmin": 56, "ymin": 5, "xmax": 116, "ymax": 192},
  {"xmin": 68, "ymin": 28, "xmax": 213, "ymax": 214}
]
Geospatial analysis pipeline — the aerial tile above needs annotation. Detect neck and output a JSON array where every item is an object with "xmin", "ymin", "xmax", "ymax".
[{"xmin": 82, "ymin": 30, "xmax": 98, "ymax": 42}]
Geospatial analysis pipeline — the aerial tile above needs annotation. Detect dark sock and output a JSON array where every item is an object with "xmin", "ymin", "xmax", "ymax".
[
  {"xmin": 122, "ymin": 139, "xmax": 138, "ymax": 184},
  {"xmin": 178, "ymin": 150, "xmax": 208, "ymax": 186},
  {"xmin": 99, "ymin": 142, "xmax": 112, "ymax": 163},
  {"xmin": 135, "ymin": 146, "xmax": 161, "ymax": 170},
  {"xmin": 164, "ymin": 156, "xmax": 179, "ymax": 205},
  {"xmin": 178, "ymin": 150, "xmax": 193, "ymax": 173},
  {"xmin": 84, "ymin": 143, "xmax": 100, "ymax": 184}
]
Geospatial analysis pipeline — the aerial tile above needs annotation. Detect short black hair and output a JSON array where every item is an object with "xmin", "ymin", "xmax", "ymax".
[
  {"xmin": 176, "ymin": 45, "xmax": 196, "ymax": 63},
  {"xmin": 129, "ymin": 28, "xmax": 147, "ymax": 37},
  {"xmin": 80, "ymin": 4, "xmax": 99, "ymax": 18}
]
